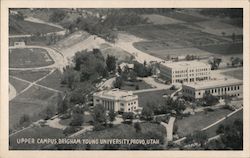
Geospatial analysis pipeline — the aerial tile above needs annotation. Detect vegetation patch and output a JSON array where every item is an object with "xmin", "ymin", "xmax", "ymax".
[
  {"xmin": 196, "ymin": 43, "xmax": 243, "ymax": 55},
  {"xmin": 175, "ymin": 108, "xmax": 232, "ymax": 137},
  {"xmin": 221, "ymin": 69, "xmax": 243, "ymax": 80}
]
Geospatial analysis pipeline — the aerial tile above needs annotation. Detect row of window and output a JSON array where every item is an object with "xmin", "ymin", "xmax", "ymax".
[
  {"xmin": 206, "ymin": 85, "xmax": 240, "ymax": 94},
  {"xmin": 127, "ymin": 106, "xmax": 137, "ymax": 112}
]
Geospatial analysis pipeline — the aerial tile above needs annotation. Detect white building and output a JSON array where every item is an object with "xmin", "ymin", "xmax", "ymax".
[
  {"xmin": 93, "ymin": 89, "xmax": 139, "ymax": 112},
  {"xmin": 159, "ymin": 60, "xmax": 211, "ymax": 83},
  {"xmin": 119, "ymin": 62, "xmax": 134, "ymax": 71},
  {"xmin": 14, "ymin": 41, "xmax": 26, "ymax": 47},
  {"xmin": 182, "ymin": 78, "xmax": 243, "ymax": 100}
]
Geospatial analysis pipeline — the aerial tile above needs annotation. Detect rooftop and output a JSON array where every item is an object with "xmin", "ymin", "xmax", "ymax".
[
  {"xmin": 183, "ymin": 78, "xmax": 243, "ymax": 90},
  {"xmin": 161, "ymin": 60, "xmax": 210, "ymax": 69},
  {"xmin": 94, "ymin": 89, "xmax": 137, "ymax": 100}
]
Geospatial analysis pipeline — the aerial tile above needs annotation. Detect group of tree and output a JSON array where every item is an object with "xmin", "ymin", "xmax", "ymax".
[
  {"xmin": 133, "ymin": 61, "xmax": 152, "ymax": 77},
  {"xmin": 49, "ymin": 9, "xmax": 67, "ymax": 23},
  {"xmin": 208, "ymin": 57, "xmax": 222, "ymax": 70},
  {"xmin": 185, "ymin": 131, "xmax": 208, "ymax": 148},
  {"xmin": 230, "ymin": 57, "xmax": 243, "ymax": 67},
  {"xmin": 185, "ymin": 54, "xmax": 198, "ymax": 61},
  {"xmin": 202, "ymin": 92, "xmax": 219, "ymax": 106}
]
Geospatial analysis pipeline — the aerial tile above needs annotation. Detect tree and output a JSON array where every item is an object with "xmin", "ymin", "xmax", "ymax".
[
  {"xmin": 122, "ymin": 112, "xmax": 134, "ymax": 122},
  {"xmin": 108, "ymin": 109, "xmax": 116, "ymax": 124},
  {"xmin": 134, "ymin": 122, "xmax": 141, "ymax": 133},
  {"xmin": 49, "ymin": 10, "xmax": 66, "ymax": 22},
  {"xmin": 141, "ymin": 106, "xmax": 154, "ymax": 120},
  {"xmin": 203, "ymin": 92, "xmax": 219, "ymax": 106},
  {"xmin": 92, "ymin": 104, "xmax": 107, "ymax": 124},
  {"xmin": 70, "ymin": 113, "xmax": 84, "ymax": 126},
  {"xmin": 117, "ymin": 65, "xmax": 122, "ymax": 75},
  {"xmin": 220, "ymin": 119, "xmax": 243, "ymax": 149},
  {"xmin": 57, "ymin": 93, "xmax": 69, "ymax": 114},
  {"xmin": 113, "ymin": 77, "xmax": 123, "ymax": 89},
  {"xmin": 61, "ymin": 66, "xmax": 80, "ymax": 89},
  {"xmin": 106, "ymin": 55, "xmax": 116, "ymax": 72},
  {"xmin": 193, "ymin": 131, "xmax": 208, "ymax": 147},
  {"xmin": 208, "ymin": 57, "xmax": 222, "ymax": 70},
  {"xmin": 19, "ymin": 114, "xmax": 31, "ymax": 126}
]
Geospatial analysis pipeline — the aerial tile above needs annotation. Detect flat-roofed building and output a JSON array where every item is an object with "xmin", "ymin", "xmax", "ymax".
[
  {"xmin": 159, "ymin": 61, "xmax": 211, "ymax": 83},
  {"xmin": 182, "ymin": 78, "xmax": 243, "ymax": 100},
  {"xmin": 93, "ymin": 89, "xmax": 139, "ymax": 112}
]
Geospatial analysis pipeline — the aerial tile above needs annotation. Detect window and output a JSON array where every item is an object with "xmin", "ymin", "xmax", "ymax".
[
  {"xmin": 128, "ymin": 108, "xmax": 130, "ymax": 111},
  {"xmin": 238, "ymin": 86, "xmax": 240, "ymax": 90},
  {"xmin": 198, "ymin": 92, "xmax": 201, "ymax": 95},
  {"xmin": 134, "ymin": 106, "xmax": 136, "ymax": 109},
  {"xmin": 134, "ymin": 101, "xmax": 136, "ymax": 104},
  {"xmin": 96, "ymin": 99, "xmax": 100, "ymax": 102}
]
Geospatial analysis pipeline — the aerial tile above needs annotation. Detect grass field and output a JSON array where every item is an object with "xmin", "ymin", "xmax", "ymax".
[
  {"xmin": 9, "ymin": 85, "xmax": 58, "ymax": 129},
  {"xmin": 37, "ymin": 69, "xmax": 67, "ymax": 91},
  {"xmin": 142, "ymin": 14, "xmax": 184, "ymax": 25},
  {"xmin": 9, "ymin": 17, "xmax": 62, "ymax": 35},
  {"xmin": 164, "ymin": 12, "xmax": 207, "ymax": 23},
  {"xmin": 134, "ymin": 89, "xmax": 174, "ymax": 108},
  {"xmin": 175, "ymin": 108, "xmax": 232, "ymax": 137},
  {"xmin": 120, "ymin": 80, "xmax": 152, "ymax": 91},
  {"xmin": 197, "ymin": 43, "xmax": 243, "ymax": 55},
  {"xmin": 222, "ymin": 69, "xmax": 243, "ymax": 80},
  {"xmin": 9, "ymin": 48, "xmax": 54, "ymax": 68},
  {"xmin": 204, "ymin": 109, "xmax": 243, "ymax": 138},
  {"xmin": 71, "ymin": 122, "xmax": 166, "ymax": 149},
  {"xmin": 9, "ymin": 70, "xmax": 50, "ymax": 82},
  {"xmin": 9, "ymin": 126, "xmax": 65, "ymax": 150},
  {"xmin": 9, "ymin": 77, "xmax": 29, "ymax": 93}
]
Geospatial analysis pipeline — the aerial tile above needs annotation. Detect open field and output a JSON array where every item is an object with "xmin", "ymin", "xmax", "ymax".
[
  {"xmin": 197, "ymin": 43, "xmax": 243, "ymax": 55},
  {"xmin": 142, "ymin": 14, "xmax": 184, "ymax": 25},
  {"xmin": 9, "ymin": 70, "xmax": 50, "ymax": 82},
  {"xmin": 9, "ymin": 48, "xmax": 54, "ymax": 68},
  {"xmin": 120, "ymin": 80, "xmax": 152, "ymax": 91},
  {"xmin": 100, "ymin": 44, "xmax": 133, "ymax": 62},
  {"xmin": 134, "ymin": 89, "xmax": 174, "ymax": 108},
  {"xmin": 9, "ymin": 126, "xmax": 65, "ymax": 150},
  {"xmin": 175, "ymin": 108, "xmax": 232, "ymax": 137},
  {"xmin": 204, "ymin": 109, "xmax": 243, "ymax": 138},
  {"xmin": 133, "ymin": 43, "xmax": 213, "ymax": 59},
  {"xmin": 164, "ymin": 11, "xmax": 207, "ymax": 22},
  {"xmin": 9, "ymin": 86, "xmax": 58, "ymax": 129},
  {"xmin": 9, "ymin": 77, "xmax": 29, "ymax": 93},
  {"xmin": 37, "ymin": 69, "xmax": 66, "ymax": 91},
  {"xmin": 124, "ymin": 24, "xmax": 227, "ymax": 48},
  {"xmin": 221, "ymin": 69, "xmax": 243, "ymax": 80},
  {"xmin": 10, "ymin": 17, "xmax": 63, "ymax": 35}
]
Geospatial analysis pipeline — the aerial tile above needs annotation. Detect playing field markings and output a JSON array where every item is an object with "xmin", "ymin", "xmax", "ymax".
[{"xmin": 9, "ymin": 69, "xmax": 62, "ymax": 99}]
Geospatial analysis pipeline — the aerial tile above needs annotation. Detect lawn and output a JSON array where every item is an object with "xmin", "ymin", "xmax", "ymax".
[
  {"xmin": 9, "ymin": 70, "xmax": 50, "ymax": 82},
  {"xmin": 37, "ymin": 69, "xmax": 67, "ymax": 91},
  {"xmin": 9, "ymin": 77, "xmax": 29, "ymax": 93},
  {"xmin": 9, "ymin": 85, "xmax": 58, "ymax": 129},
  {"xmin": 134, "ymin": 89, "xmax": 174, "ymax": 108},
  {"xmin": 9, "ymin": 16, "xmax": 63, "ymax": 35},
  {"xmin": 222, "ymin": 69, "xmax": 243, "ymax": 80},
  {"xmin": 175, "ymin": 108, "xmax": 232, "ymax": 137},
  {"xmin": 120, "ymin": 80, "xmax": 152, "ymax": 91},
  {"xmin": 69, "ymin": 122, "xmax": 166, "ymax": 150},
  {"xmin": 9, "ymin": 126, "xmax": 65, "ymax": 150},
  {"xmin": 204, "ymin": 108, "xmax": 243, "ymax": 137},
  {"xmin": 197, "ymin": 43, "xmax": 243, "ymax": 55},
  {"xmin": 9, "ymin": 48, "xmax": 54, "ymax": 68}
]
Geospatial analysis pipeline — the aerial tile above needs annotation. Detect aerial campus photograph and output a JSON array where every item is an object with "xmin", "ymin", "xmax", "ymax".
[{"xmin": 8, "ymin": 8, "xmax": 243, "ymax": 150}]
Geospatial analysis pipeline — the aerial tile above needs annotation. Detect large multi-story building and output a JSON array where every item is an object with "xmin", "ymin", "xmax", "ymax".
[
  {"xmin": 182, "ymin": 78, "xmax": 243, "ymax": 100},
  {"xmin": 159, "ymin": 61, "xmax": 211, "ymax": 83},
  {"xmin": 93, "ymin": 89, "xmax": 139, "ymax": 112}
]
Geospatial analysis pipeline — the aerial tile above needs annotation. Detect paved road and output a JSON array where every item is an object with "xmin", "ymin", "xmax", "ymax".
[{"xmin": 161, "ymin": 117, "xmax": 176, "ymax": 141}]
